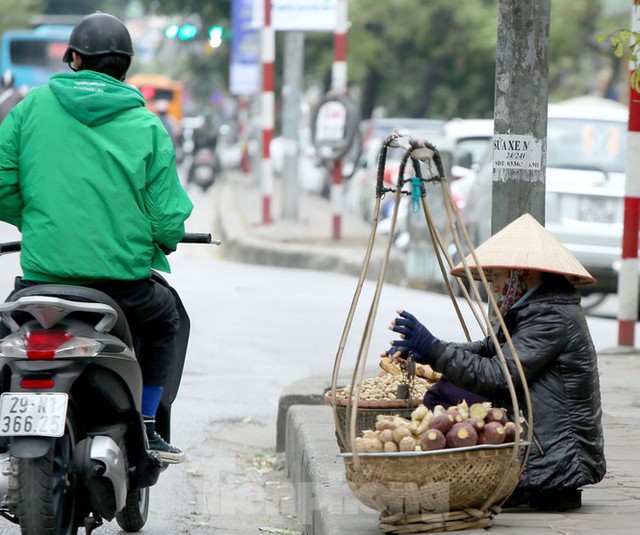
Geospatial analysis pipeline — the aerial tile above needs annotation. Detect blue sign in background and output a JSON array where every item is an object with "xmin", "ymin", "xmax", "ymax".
[
  {"xmin": 230, "ymin": 0, "xmax": 260, "ymax": 95},
  {"xmin": 231, "ymin": 0, "xmax": 260, "ymax": 64}
]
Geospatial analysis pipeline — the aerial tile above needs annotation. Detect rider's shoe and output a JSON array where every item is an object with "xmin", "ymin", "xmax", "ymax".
[{"xmin": 144, "ymin": 418, "xmax": 185, "ymax": 464}]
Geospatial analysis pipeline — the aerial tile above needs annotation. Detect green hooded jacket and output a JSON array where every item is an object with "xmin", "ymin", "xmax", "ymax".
[{"xmin": 0, "ymin": 70, "xmax": 193, "ymax": 282}]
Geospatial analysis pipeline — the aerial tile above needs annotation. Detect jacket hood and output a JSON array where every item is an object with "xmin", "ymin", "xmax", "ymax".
[{"xmin": 49, "ymin": 71, "xmax": 145, "ymax": 126}]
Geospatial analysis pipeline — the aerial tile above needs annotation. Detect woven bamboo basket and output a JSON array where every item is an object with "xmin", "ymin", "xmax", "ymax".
[
  {"xmin": 324, "ymin": 390, "xmax": 417, "ymax": 452},
  {"xmin": 329, "ymin": 134, "xmax": 534, "ymax": 532},
  {"xmin": 341, "ymin": 443, "xmax": 525, "ymax": 514}
]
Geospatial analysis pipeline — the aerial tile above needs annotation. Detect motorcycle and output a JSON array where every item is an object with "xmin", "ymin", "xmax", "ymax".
[
  {"xmin": 186, "ymin": 147, "xmax": 218, "ymax": 192},
  {"xmin": 0, "ymin": 233, "xmax": 219, "ymax": 534}
]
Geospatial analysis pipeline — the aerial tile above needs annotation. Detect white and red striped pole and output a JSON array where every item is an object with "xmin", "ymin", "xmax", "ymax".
[
  {"xmin": 238, "ymin": 96, "xmax": 251, "ymax": 174},
  {"xmin": 260, "ymin": 0, "xmax": 275, "ymax": 224},
  {"xmin": 330, "ymin": 0, "xmax": 348, "ymax": 240},
  {"xmin": 618, "ymin": 4, "xmax": 640, "ymax": 347}
]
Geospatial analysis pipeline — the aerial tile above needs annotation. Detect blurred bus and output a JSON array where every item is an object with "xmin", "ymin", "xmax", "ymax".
[
  {"xmin": 127, "ymin": 73, "xmax": 184, "ymax": 125},
  {"xmin": 0, "ymin": 25, "xmax": 72, "ymax": 89}
]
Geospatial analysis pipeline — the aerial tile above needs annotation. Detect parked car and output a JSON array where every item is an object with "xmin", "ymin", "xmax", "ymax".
[
  {"xmin": 345, "ymin": 119, "xmax": 452, "ymax": 222},
  {"xmin": 349, "ymin": 117, "xmax": 448, "ymax": 195},
  {"xmin": 445, "ymin": 118, "xmax": 494, "ymax": 171},
  {"xmin": 445, "ymin": 118, "xmax": 494, "ymax": 210},
  {"xmin": 458, "ymin": 97, "xmax": 629, "ymax": 306},
  {"xmin": 343, "ymin": 117, "xmax": 493, "ymax": 267},
  {"xmin": 359, "ymin": 117, "xmax": 448, "ymax": 150}
]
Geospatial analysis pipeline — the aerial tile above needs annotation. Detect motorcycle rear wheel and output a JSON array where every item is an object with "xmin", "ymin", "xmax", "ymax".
[
  {"xmin": 115, "ymin": 486, "xmax": 149, "ymax": 532},
  {"xmin": 15, "ymin": 415, "xmax": 78, "ymax": 535}
]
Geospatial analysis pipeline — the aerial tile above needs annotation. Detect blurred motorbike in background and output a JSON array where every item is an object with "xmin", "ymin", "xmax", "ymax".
[
  {"xmin": 187, "ymin": 147, "xmax": 218, "ymax": 192},
  {"xmin": 180, "ymin": 115, "xmax": 222, "ymax": 192}
]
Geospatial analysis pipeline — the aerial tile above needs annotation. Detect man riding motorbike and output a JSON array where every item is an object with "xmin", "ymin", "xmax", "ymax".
[{"xmin": 0, "ymin": 12, "xmax": 193, "ymax": 463}]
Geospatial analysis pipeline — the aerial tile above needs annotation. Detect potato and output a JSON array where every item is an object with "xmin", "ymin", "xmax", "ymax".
[
  {"xmin": 375, "ymin": 416, "xmax": 396, "ymax": 431},
  {"xmin": 420, "ymin": 429, "xmax": 447, "ymax": 451},
  {"xmin": 504, "ymin": 421, "xmax": 524, "ymax": 442},
  {"xmin": 366, "ymin": 437, "xmax": 385, "ymax": 452},
  {"xmin": 392, "ymin": 425, "xmax": 412, "ymax": 443},
  {"xmin": 485, "ymin": 407, "xmax": 508, "ymax": 426},
  {"xmin": 455, "ymin": 400, "xmax": 469, "ymax": 420},
  {"xmin": 432, "ymin": 405, "xmax": 447, "ymax": 418},
  {"xmin": 379, "ymin": 429, "xmax": 395, "ymax": 443},
  {"xmin": 469, "ymin": 402, "xmax": 489, "ymax": 420},
  {"xmin": 398, "ymin": 436, "xmax": 416, "ymax": 452},
  {"xmin": 415, "ymin": 363, "xmax": 442, "ymax": 382},
  {"xmin": 354, "ymin": 437, "xmax": 368, "ymax": 453},
  {"xmin": 444, "ymin": 408, "xmax": 464, "ymax": 423},
  {"xmin": 379, "ymin": 356, "xmax": 402, "ymax": 376},
  {"xmin": 392, "ymin": 416, "xmax": 413, "ymax": 428},
  {"xmin": 477, "ymin": 421, "xmax": 506, "ymax": 445},
  {"xmin": 428, "ymin": 414, "xmax": 454, "ymax": 434},
  {"xmin": 414, "ymin": 415, "xmax": 433, "ymax": 436},
  {"xmin": 384, "ymin": 440, "xmax": 399, "ymax": 453},
  {"xmin": 466, "ymin": 417, "xmax": 485, "ymax": 433},
  {"xmin": 411, "ymin": 404, "xmax": 429, "ymax": 422},
  {"xmin": 362, "ymin": 430, "xmax": 378, "ymax": 440},
  {"xmin": 446, "ymin": 422, "xmax": 478, "ymax": 448}
]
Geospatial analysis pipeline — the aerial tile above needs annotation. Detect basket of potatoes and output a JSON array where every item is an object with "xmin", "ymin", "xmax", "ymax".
[
  {"xmin": 325, "ymin": 358, "xmax": 441, "ymax": 452},
  {"xmin": 341, "ymin": 400, "xmax": 528, "ymax": 521}
]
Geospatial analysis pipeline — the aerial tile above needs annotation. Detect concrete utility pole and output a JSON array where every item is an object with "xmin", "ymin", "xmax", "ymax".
[
  {"xmin": 281, "ymin": 31, "xmax": 304, "ymax": 221},
  {"xmin": 492, "ymin": 0, "xmax": 551, "ymax": 232}
]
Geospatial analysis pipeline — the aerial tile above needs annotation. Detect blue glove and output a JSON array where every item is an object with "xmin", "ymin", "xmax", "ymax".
[{"xmin": 388, "ymin": 310, "xmax": 439, "ymax": 360}]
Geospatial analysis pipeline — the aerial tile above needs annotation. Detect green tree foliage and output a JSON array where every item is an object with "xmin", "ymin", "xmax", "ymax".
[
  {"xmin": 43, "ymin": 0, "xmax": 130, "ymax": 17},
  {"xmin": 135, "ymin": 0, "xmax": 232, "ymax": 107},
  {"xmin": 306, "ymin": 0, "xmax": 617, "ymax": 119},
  {"xmin": 597, "ymin": 1, "xmax": 640, "ymax": 97},
  {"xmin": 0, "ymin": 0, "xmax": 46, "ymax": 34},
  {"xmin": 5, "ymin": 0, "xmax": 625, "ymax": 120},
  {"xmin": 138, "ymin": 0, "xmax": 230, "ymax": 21},
  {"xmin": 344, "ymin": 0, "xmax": 498, "ymax": 119},
  {"xmin": 0, "ymin": 0, "xmax": 135, "ymax": 34}
]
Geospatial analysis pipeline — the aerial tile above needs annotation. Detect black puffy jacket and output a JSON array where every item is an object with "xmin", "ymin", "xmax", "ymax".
[{"xmin": 428, "ymin": 275, "xmax": 606, "ymax": 492}]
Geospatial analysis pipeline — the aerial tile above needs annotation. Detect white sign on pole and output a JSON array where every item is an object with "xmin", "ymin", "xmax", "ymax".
[
  {"xmin": 492, "ymin": 134, "xmax": 543, "ymax": 170},
  {"xmin": 315, "ymin": 100, "xmax": 347, "ymax": 142},
  {"xmin": 251, "ymin": 0, "xmax": 338, "ymax": 31}
]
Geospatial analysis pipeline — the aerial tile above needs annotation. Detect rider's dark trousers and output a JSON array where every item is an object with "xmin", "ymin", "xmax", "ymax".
[{"xmin": 12, "ymin": 277, "xmax": 180, "ymax": 388}]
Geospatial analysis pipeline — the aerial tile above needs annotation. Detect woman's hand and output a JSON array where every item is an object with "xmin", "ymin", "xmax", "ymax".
[{"xmin": 386, "ymin": 309, "xmax": 440, "ymax": 362}]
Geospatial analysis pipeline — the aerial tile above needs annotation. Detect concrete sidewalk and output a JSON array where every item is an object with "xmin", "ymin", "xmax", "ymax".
[
  {"xmin": 213, "ymin": 171, "xmax": 640, "ymax": 535},
  {"xmin": 214, "ymin": 171, "xmax": 406, "ymax": 285}
]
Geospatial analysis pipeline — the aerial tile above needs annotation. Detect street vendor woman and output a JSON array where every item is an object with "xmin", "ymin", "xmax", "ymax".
[{"xmin": 385, "ymin": 213, "xmax": 606, "ymax": 512}]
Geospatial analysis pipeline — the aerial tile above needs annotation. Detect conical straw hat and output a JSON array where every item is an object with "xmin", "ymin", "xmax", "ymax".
[{"xmin": 450, "ymin": 213, "xmax": 595, "ymax": 286}]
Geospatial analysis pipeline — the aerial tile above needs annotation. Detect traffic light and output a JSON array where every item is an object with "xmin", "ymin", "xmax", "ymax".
[
  {"xmin": 208, "ymin": 25, "xmax": 223, "ymax": 48},
  {"xmin": 164, "ymin": 23, "xmax": 198, "ymax": 41},
  {"xmin": 164, "ymin": 24, "xmax": 180, "ymax": 39},
  {"xmin": 178, "ymin": 24, "xmax": 198, "ymax": 41}
]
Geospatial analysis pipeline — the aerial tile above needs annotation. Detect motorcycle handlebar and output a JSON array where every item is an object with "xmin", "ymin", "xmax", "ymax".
[
  {"xmin": 0, "ymin": 241, "xmax": 20, "ymax": 254},
  {"xmin": 0, "ymin": 234, "xmax": 221, "ymax": 254},
  {"xmin": 181, "ymin": 233, "xmax": 221, "ymax": 245}
]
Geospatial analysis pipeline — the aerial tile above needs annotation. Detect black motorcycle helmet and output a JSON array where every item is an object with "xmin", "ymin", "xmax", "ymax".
[{"xmin": 62, "ymin": 12, "xmax": 134, "ymax": 64}]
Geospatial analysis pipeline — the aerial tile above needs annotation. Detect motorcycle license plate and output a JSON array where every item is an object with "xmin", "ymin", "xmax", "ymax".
[{"xmin": 0, "ymin": 393, "xmax": 68, "ymax": 437}]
